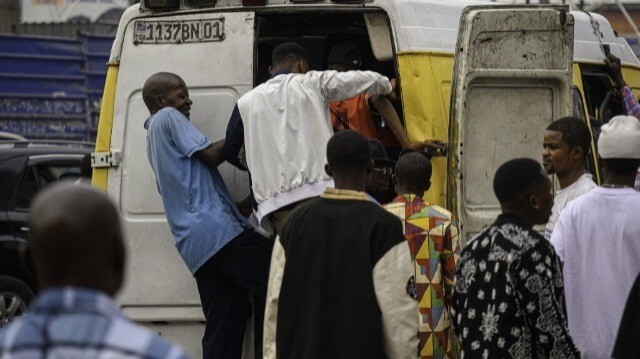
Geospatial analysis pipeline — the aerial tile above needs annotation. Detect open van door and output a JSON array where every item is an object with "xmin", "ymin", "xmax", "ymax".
[{"xmin": 447, "ymin": 5, "xmax": 574, "ymax": 243}]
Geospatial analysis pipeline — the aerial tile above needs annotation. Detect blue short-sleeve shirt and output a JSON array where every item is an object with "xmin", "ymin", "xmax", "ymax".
[{"xmin": 145, "ymin": 107, "xmax": 250, "ymax": 274}]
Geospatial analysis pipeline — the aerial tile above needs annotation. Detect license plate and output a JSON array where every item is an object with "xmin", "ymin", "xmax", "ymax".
[{"xmin": 133, "ymin": 19, "xmax": 225, "ymax": 44}]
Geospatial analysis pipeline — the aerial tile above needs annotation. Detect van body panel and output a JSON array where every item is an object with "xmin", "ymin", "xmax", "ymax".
[
  {"xmin": 449, "ymin": 5, "xmax": 574, "ymax": 243},
  {"xmin": 573, "ymin": 11, "xmax": 640, "ymax": 66},
  {"xmin": 397, "ymin": 52, "xmax": 452, "ymax": 206}
]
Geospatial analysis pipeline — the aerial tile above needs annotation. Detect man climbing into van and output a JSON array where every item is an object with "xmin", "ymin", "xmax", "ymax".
[
  {"xmin": 142, "ymin": 72, "xmax": 273, "ymax": 359},
  {"xmin": 327, "ymin": 41, "xmax": 443, "ymax": 152},
  {"xmin": 223, "ymin": 42, "xmax": 393, "ymax": 233},
  {"xmin": 542, "ymin": 117, "xmax": 596, "ymax": 239}
]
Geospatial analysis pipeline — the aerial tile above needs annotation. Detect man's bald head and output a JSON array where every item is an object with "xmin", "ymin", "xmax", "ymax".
[
  {"xmin": 28, "ymin": 183, "xmax": 125, "ymax": 296},
  {"xmin": 142, "ymin": 72, "xmax": 184, "ymax": 114}
]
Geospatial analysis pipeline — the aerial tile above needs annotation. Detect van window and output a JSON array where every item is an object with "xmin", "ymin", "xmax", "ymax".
[
  {"xmin": 580, "ymin": 65, "xmax": 626, "ymax": 180},
  {"xmin": 572, "ymin": 86, "xmax": 599, "ymax": 179}
]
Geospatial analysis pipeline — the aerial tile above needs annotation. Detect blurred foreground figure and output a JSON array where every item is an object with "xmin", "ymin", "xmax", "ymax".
[
  {"xmin": 452, "ymin": 158, "xmax": 579, "ymax": 358},
  {"xmin": 0, "ymin": 183, "xmax": 188, "ymax": 358}
]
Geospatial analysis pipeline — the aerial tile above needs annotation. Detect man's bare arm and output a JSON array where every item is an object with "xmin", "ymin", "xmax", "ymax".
[
  {"xmin": 369, "ymin": 94, "xmax": 444, "ymax": 151},
  {"xmin": 194, "ymin": 139, "xmax": 225, "ymax": 169}
]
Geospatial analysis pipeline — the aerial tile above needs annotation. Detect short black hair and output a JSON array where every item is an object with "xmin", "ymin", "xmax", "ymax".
[
  {"xmin": 494, "ymin": 158, "xmax": 547, "ymax": 203},
  {"xmin": 142, "ymin": 72, "xmax": 182, "ymax": 113},
  {"xmin": 272, "ymin": 42, "xmax": 308, "ymax": 69},
  {"xmin": 547, "ymin": 117, "xmax": 592, "ymax": 160},
  {"xmin": 604, "ymin": 158, "xmax": 640, "ymax": 176},
  {"xmin": 327, "ymin": 130, "xmax": 371, "ymax": 172},
  {"xmin": 396, "ymin": 152, "xmax": 432, "ymax": 190}
]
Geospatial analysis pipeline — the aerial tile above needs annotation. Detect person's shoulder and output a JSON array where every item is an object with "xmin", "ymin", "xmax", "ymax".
[
  {"xmin": 148, "ymin": 107, "xmax": 184, "ymax": 127},
  {"xmin": 367, "ymin": 202, "xmax": 403, "ymax": 227},
  {"xmin": 520, "ymin": 230, "xmax": 559, "ymax": 264},
  {"xmin": 427, "ymin": 204, "xmax": 454, "ymax": 221},
  {"xmin": 382, "ymin": 200, "xmax": 404, "ymax": 212},
  {"xmin": 157, "ymin": 107, "xmax": 184, "ymax": 119},
  {"xmin": 577, "ymin": 174, "xmax": 598, "ymax": 192},
  {"xmin": 107, "ymin": 317, "xmax": 189, "ymax": 358},
  {"xmin": 0, "ymin": 316, "xmax": 44, "ymax": 350}
]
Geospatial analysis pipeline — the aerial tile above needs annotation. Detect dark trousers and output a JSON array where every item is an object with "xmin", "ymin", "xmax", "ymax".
[{"xmin": 194, "ymin": 230, "xmax": 273, "ymax": 359}]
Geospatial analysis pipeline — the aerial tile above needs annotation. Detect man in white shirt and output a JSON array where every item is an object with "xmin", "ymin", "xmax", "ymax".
[
  {"xmin": 542, "ymin": 116, "xmax": 597, "ymax": 239},
  {"xmin": 223, "ymin": 42, "xmax": 392, "ymax": 233},
  {"xmin": 550, "ymin": 115, "xmax": 640, "ymax": 358}
]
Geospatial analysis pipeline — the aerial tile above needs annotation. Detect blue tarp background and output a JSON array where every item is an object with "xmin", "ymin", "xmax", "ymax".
[{"xmin": 0, "ymin": 33, "xmax": 114, "ymax": 141}]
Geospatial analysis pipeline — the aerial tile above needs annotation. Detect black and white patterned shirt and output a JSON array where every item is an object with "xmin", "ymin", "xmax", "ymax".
[{"xmin": 452, "ymin": 214, "xmax": 579, "ymax": 358}]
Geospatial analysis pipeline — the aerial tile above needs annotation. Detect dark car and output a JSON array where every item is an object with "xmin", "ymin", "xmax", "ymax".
[{"xmin": 0, "ymin": 140, "xmax": 92, "ymax": 328}]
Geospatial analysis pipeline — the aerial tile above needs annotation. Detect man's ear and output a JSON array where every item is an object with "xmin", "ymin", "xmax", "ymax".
[
  {"xmin": 154, "ymin": 95, "xmax": 164, "ymax": 109},
  {"xmin": 571, "ymin": 146, "xmax": 584, "ymax": 161},
  {"xmin": 528, "ymin": 194, "xmax": 540, "ymax": 210},
  {"xmin": 268, "ymin": 66, "xmax": 274, "ymax": 76},
  {"xmin": 324, "ymin": 164, "xmax": 333, "ymax": 177}
]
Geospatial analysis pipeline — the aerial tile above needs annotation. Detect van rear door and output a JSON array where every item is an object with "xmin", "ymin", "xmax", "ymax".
[{"xmin": 447, "ymin": 5, "xmax": 574, "ymax": 243}]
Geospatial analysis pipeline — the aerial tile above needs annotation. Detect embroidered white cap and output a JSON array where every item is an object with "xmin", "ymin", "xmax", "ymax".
[{"xmin": 598, "ymin": 115, "xmax": 640, "ymax": 159}]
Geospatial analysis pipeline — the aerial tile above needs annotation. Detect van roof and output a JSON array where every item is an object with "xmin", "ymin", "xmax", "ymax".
[{"xmin": 110, "ymin": 0, "xmax": 640, "ymax": 67}]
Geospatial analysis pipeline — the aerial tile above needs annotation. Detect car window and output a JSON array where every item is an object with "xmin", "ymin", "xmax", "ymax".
[
  {"xmin": 14, "ymin": 168, "xmax": 38, "ymax": 211},
  {"xmin": 12, "ymin": 162, "xmax": 83, "ymax": 211}
]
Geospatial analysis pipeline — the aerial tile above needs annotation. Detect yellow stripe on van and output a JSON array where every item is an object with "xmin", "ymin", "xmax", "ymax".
[
  {"xmin": 397, "ymin": 51, "xmax": 454, "ymax": 208},
  {"xmin": 91, "ymin": 65, "xmax": 119, "ymax": 191}
]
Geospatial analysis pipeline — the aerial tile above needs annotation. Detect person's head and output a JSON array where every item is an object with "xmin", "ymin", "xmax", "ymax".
[
  {"xmin": 493, "ymin": 158, "xmax": 553, "ymax": 227},
  {"xmin": 325, "ymin": 130, "xmax": 373, "ymax": 191},
  {"xmin": 327, "ymin": 42, "xmax": 362, "ymax": 72},
  {"xmin": 598, "ymin": 115, "xmax": 640, "ymax": 182},
  {"xmin": 366, "ymin": 139, "xmax": 395, "ymax": 201},
  {"xmin": 142, "ymin": 72, "xmax": 192, "ymax": 118},
  {"xmin": 395, "ymin": 152, "xmax": 432, "ymax": 197},
  {"xmin": 270, "ymin": 42, "xmax": 309, "ymax": 75},
  {"xmin": 28, "ymin": 183, "xmax": 126, "ymax": 297},
  {"xmin": 543, "ymin": 117, "xmax": 591, "ymax": 176}
]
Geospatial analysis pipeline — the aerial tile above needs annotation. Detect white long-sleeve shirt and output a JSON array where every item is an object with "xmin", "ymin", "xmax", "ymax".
[
  {"xmin": 225, "ymin": 70, "xmax": 392, "ymax": 223},
  {"xmin": 550, "ymin": 187, "xmax": 640, "ymax": 358}
]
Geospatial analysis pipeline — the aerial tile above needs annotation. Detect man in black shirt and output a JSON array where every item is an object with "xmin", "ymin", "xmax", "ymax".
[
  {"xmin": 451, "ymin": 158, "xmax": 579, "ymax": 358},
  {"xmin": 263, "ymin": 130, "xmax": 418, "ymax": 359}
]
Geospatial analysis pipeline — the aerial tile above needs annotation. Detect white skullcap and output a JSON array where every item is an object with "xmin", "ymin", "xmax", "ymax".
[{"xmin": 598, "ymin": 115, "xmax": 640, "ymax": 159}]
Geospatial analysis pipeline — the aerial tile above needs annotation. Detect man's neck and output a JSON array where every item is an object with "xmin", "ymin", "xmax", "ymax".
[
  {"xmin": 603, "ymin": 174, "xmax": 636, "ymax": 188},
  {"xmin": 397, "ymin": 188, "xmax": 425, "ymax": 198},
  {"xmin": 333, "ymin": 179, "xmax": 366, "ymax": 193},
  {"xmin": 557, "ymin": 167, "xmax": 586, "ymax": 189}
]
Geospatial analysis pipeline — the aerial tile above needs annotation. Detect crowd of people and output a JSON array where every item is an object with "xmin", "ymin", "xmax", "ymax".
[{"xmin": 0, "ymin": 41, "xmax": 639, "ymax": 359}]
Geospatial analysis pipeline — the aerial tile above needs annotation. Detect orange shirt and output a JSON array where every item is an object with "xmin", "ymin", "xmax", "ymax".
[{"xmin": 329, "ymin": 94, "xmax": 378, "ymax": 139}]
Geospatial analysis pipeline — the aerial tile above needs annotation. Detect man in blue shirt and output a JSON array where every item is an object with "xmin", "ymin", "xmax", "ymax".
[
  {"xmin": 142, "ymin": 72, "xmax": 272, "ymax": 359},
  {"xmin": 0, "ymin": 183, "xmax": 189, "ymax": 358}
]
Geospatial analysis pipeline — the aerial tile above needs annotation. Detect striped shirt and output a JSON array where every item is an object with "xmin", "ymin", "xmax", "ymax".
[
  {"xmin": 0, "ymin": 287, "xmax": 189, "ymax": 359},
  {"xmin": 618, "ymin": 86, "xmax": 640, "ymax": 191}
]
